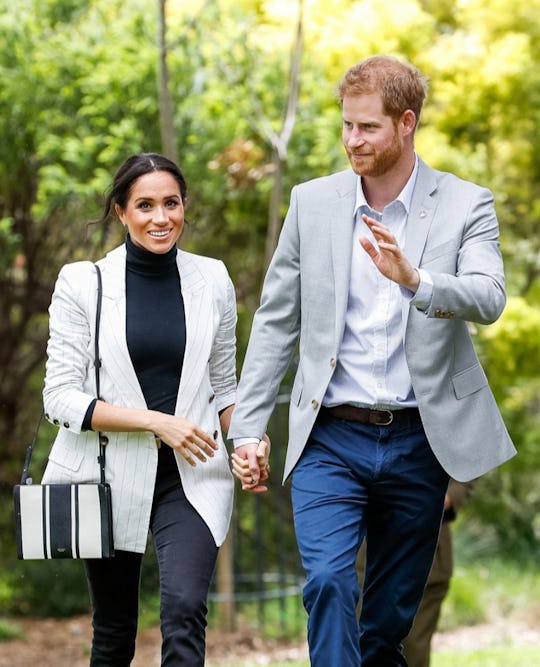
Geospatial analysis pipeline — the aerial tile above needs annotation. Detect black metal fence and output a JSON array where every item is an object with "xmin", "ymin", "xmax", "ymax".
[{"xmin": 209, "ymin": 393, "xmax": 307, "ymax": 638}]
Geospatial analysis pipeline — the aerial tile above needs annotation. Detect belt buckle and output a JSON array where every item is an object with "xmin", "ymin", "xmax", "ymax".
[{"xmin": 373, "ymin": 409, "xmax": 393, "ymax": 426}]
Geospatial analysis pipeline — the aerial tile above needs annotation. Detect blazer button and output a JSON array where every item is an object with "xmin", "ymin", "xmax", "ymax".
[
  {"xmin": 213, "ymin": 430, "xmax": 219, "ymax": 440},
  {"xmin": 53, "ymin": 419, "xmax": 59, "ymax": 425},
  {"xmin": 311, "ymin": 399, "xmax": 319, "ymax": 409},
  {"xmin": 209, "ymin": 393, "xmax": 215, "ymax": 403},
  {"xmin": 63, "ymin": 422, "xmax": 70, "ymax": 429},
  {"xmin": 330, "ymin": 357, "xmax": 336, "ymax": 367}
]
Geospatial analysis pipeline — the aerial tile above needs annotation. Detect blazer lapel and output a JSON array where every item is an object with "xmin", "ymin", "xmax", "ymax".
[
  {"xmin": 402, "ymin": 158, "xmax": 439, "ymax": 327},
  {"xmin": 175, "ymin": 251, "xmax": 213, "ymax": 417},
  {"xmin": 98, "ymin": 246, "xmax": 147, "ymax": 408},
  {"xmin": 331, "ymin": 170, "xmax": 357, "ymax": 342},
  {"xmin": 405, "ymin": 159, "xmax": 438, "ymax": 266}
]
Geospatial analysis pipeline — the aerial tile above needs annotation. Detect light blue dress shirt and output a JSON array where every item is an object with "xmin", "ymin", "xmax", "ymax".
[
  {"xmin": 324, "ymin": 157, "xmax": 433, "ymax": 410},
  {"xmin": 235, "ymin": 158, "xmax": 434, "ymax": 446}
]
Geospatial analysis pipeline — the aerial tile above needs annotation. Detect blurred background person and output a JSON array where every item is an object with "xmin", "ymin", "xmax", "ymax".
[
  {"xmin": 357, "ymin": 479, "xmax": 473, "ymax": 667},
  {"xmin": 402, "ymin": 479, "xmax": 474, "ymax": 667}
]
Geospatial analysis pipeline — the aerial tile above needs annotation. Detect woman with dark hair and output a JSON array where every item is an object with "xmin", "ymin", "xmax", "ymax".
[{"xmin": 41, "ymin": 153, "xmax": 237, "ymax": 666}]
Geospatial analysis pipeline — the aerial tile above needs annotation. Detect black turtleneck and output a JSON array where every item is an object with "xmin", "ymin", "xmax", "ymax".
[
  {"xmin": 125, "ymin": 234, "xmax": 186, "ymax": 495},
  {"xmin": 83, "ymin": 235, "xmax": 187, "ymax": 496},
  {"xmin": 125, "ymin": 234, "xmax": 185, "ymax": 412}
]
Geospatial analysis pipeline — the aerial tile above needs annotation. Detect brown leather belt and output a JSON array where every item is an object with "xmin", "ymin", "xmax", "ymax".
[{"xmin": 322, "ymin": 404, "xmax": 420, "ymax": 427}]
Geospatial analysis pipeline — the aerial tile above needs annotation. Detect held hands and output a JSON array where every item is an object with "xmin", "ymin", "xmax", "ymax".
[
  {"xmin": 230, "ymin": 435, "xmax": 271, "ymax": 494},
  {"xmin": 360, "ymin": 214, "xmax": 420, "ymax": 292},
  {"xmin": 153, "ymin": 413, "xmax": 218, "ymax": 467}
]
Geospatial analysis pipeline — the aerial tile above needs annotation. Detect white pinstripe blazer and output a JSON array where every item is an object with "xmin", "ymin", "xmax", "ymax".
[{"xmin": 42, "ymin": 244, "xmax": 236, "ymax": 551}]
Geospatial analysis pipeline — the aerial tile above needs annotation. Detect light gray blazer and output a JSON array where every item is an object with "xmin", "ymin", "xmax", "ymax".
[
  {"xmin": 42, "ymin": 244, "xmax": 236, "ymax": 551},
  {"xmin": 228, "ymin": 159, "xmax": 516, "ymax": 483}
]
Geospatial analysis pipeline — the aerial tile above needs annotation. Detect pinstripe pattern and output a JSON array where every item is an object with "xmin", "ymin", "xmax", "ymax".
[
  {"xmin": 42, "ymin": 245, "xmax": 236, "ymax": 551},
  {"xmin": 14, "ymin": 483, "xmax": 112, "ymax": 559}
]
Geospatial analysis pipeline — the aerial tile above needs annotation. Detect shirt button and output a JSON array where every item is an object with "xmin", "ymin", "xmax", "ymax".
[
  {"xmin": 53, "ymin": 419, "xmax": 59, "ymax": 425},
  {"xmin": 213, "ymin": 430, "xmax": 218, "ymax": 440},
  {"xmin": 209, "ymin": 394, "xmax": 215, "ymax": 403},
  {"xmin": 63, "ymin": 422, "xmax": 70, "ymax": 428}
]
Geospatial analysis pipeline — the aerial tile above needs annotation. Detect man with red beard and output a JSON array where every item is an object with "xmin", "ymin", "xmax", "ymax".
[{"xmin": 229, "ymin": 55, "xmax": 515, "ymax": 666}]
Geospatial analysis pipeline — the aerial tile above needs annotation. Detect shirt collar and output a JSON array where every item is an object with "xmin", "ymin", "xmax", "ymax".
[{"xmin": 354, "ymin": 154, "xmax": 419, "ymax": 216}]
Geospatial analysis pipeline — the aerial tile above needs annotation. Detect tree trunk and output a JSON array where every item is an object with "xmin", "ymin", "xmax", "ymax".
[
  {"xmin": 262, "ymin": 0, "xmax": 303, "ymax": 272},
  {"xmin": 157, "ymin": 0, "xmax": 178, "ymax": 162},
  {"xmin": 215, "ymin": 532, "xmax": 236, "ymax": 631}
]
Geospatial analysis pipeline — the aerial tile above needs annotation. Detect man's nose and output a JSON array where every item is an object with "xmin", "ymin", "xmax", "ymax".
[{"xmin": 347, "ymin": 128, "xmax": 364, "ymax": 147}]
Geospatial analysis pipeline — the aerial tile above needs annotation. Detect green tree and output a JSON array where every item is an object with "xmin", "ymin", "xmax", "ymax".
[
  {"xmin": 0, "ymin": 0, "xmax": 165, "ymax": 481},
  {"xmin": 1, "ymin": 0, "xmax": 540, "ymax": 619}
]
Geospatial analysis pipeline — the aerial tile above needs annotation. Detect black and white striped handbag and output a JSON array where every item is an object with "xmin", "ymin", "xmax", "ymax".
[{"xmin": 13, "ymin": 264, "xmax": 114, "ymax": 559}]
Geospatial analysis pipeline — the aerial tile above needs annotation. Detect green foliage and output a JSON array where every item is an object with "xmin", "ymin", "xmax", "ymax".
[
  {"xmin": 0, "ymin": 619, "xmax": 23, "ymax": 642},
  {"xmin": 2, "ymin": 560, "xmax": 90, "ymax": 617},
  {"xmin": 476, "ymin": 297, "xmax": 540, "ymax": 397},
  {"xmin": 1, "ymin": 0, "xmax": 540, "ymax": 617},
  {"xmin": 440, "ymin": 572, "xmax": 486, "ymax": 629},
  {"xmin": 432, "ymin": 647, "xmax": 540, "ymax": 667},
  {"xmin": 467, "ymin": 301, "xmax": 540, "ymax": 558},
  {"xmin": 441, "ymin": 553, "xmax": 540, "ymax": 630}
]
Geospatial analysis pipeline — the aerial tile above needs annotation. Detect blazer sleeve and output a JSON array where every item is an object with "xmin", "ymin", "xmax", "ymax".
[
  {"xmin": 43, "ymin": 261, "xmax": 97, "ymax": 434},
  {"xmin": 228, "ymin": 186, "xmax": 302, "ymax": 440},
  {"xmin": 208, "ymin": 262, "xmax": 238, "ymax": 413},
  {"xmin": 424, "ymin": 184, "xmax": 506, "ymax": 325}
]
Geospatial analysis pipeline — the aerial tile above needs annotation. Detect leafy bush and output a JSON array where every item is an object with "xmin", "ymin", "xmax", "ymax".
[{"xmin": 0, "ymin": 619, "xmax": 23, "ymax": 642}]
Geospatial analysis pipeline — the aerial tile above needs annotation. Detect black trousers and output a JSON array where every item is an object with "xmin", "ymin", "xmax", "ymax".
[{"xmin": 84, "ymin": 483, "xmax": 218, "ymax": 666}]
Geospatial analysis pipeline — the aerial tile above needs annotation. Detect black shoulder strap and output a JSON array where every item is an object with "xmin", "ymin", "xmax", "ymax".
[
  {"xmin": 20, "ymin": 410, "xmax": 43, "ymax": 485},
  {"xmin": 20, "ymin": 264, "xmax": 107, "ymax": 485},
  {"xmin": 94, "ymin": 263, "xmax": 103, "ymax": 397},
  {"xmin": 94, "ymin": 264, "xmax": 108, "ymax": 485}
]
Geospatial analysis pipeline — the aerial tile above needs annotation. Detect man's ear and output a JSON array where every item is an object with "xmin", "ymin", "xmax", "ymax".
[{"xmin": 401, "ymin": 109, "xmax": 417, "ymax": 136}]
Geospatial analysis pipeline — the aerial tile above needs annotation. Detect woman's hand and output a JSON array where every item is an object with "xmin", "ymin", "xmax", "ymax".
[
  {"xmin": 90, "ymin": 401, "xmax": 218, "ymax": 467},
  {"xmin": 153, "ymin": 413, "xmax": 218, "ymax": 467},
  {"xmin": 231, "ymin": 435, "xmax": 271, "ymax": 493}
]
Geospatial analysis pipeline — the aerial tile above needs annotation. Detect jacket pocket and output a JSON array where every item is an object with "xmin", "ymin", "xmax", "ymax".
[
  {"xmin": 421, "ymin": 239, "xmax": 460, "ymax": 266},
  {"xmin": 47, "ymin": 441, "xmax": 85, "ymax": 472},
  {"xmin": 452, "ymin": 364, "xmax": 488, "ymax": 399}
]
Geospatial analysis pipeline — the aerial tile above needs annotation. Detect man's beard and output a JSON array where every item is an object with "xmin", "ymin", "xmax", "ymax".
[{"xmin": 346, "ymin": 130, "xmax": 402, "ymax": 177}]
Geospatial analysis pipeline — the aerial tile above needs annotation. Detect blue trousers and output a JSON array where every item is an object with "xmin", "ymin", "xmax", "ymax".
[
  {"xmin": 84, "ymin": 483, "xmax": 218, "ymax": 666},
  {"xmin": 291, "ymin": 411, "xmax": 448, "ymax": 667}
]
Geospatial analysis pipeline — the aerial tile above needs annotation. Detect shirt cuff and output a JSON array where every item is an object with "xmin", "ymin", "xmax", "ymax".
[
  {"xmin": 234, "ymin": 437, "xmax": 261, "ymax": 449},
  {"xmin": 401, "ymin": 268, "xmax": 433, "ymax": 312}
]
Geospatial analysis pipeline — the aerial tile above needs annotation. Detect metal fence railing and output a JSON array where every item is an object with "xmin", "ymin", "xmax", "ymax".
[{"xmin": 209, "ymin": 393, "xmax": 307, "ymax": 638}]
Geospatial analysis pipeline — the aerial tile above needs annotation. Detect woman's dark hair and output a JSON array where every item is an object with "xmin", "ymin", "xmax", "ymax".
[{"xmin": 98, "ymin": 153, "xmax": 187, "ymax": 224}]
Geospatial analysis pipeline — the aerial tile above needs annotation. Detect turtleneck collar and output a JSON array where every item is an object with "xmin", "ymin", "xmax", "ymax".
[{"xmin": 125, "ymin": 233, "xmax": 178, "ymax": 276}]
